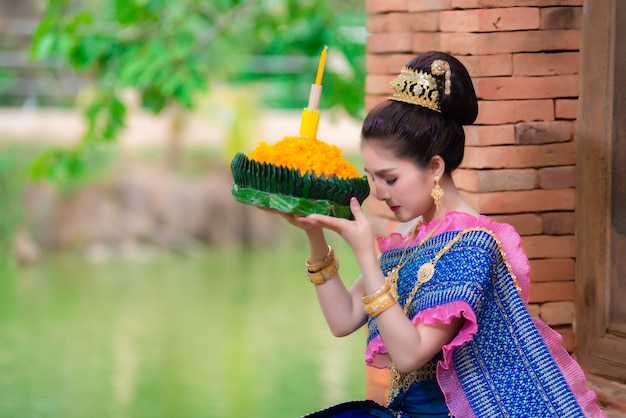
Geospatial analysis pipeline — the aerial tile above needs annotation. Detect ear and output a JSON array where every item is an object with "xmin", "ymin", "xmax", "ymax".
[{"xmin": 428, "ymin": 155, "xmax": 446, "ymax": 179}]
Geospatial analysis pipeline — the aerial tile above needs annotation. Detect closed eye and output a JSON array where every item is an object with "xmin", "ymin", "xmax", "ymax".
[{"xmin": 386, "ymin": 178, "xmax": 397, "ymax": 185}]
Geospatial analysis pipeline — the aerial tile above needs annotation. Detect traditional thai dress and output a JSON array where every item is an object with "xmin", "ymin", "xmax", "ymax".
[{"xmin": 305, "ymin": 212, "xmax": 606, "ymax": 418}]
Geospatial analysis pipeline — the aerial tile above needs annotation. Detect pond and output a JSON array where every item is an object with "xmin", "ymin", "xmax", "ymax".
[{"xmin": 0, "ymin": 239, "xmax": 367, "ymax": 418}]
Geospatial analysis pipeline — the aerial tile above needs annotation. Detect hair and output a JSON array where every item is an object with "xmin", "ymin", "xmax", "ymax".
[{"xmin": 361, "ymin": 51, "xmax": 478, "ymax": 173}]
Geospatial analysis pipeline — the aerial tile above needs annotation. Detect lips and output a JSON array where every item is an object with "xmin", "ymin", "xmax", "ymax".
[{"xmin": 389, "ymin": 206, "xmax": 400, "ymax": 212}]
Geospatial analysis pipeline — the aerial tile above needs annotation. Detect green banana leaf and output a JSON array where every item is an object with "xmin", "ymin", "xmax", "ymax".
[{"xmin": 231, "ymin": 184, "xmax": 357, "ymax": 219}]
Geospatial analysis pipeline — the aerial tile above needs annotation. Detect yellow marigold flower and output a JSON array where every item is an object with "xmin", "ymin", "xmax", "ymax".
[{"xmin": 248, "ymin": 136, "xmax": 361, "ymax": 180}]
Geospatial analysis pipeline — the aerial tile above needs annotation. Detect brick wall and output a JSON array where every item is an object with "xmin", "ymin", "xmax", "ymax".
[{"xmin": 363, "ymin": 0, "xmax": 582, "ymax": 401}]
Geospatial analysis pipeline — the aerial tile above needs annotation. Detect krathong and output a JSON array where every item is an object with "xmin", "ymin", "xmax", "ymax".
[{"xmin": 230, "ymin": 47, "xmax": 370, "ymax": 219}]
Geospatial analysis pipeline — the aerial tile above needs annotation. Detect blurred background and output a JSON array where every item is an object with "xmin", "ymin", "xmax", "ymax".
[{"xmin": 0, "ymin": 1, "xmax": 369, "ymax": 417}]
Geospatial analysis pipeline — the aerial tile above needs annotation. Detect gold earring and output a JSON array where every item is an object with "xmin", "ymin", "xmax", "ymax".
[{"xmin": 431, "ymin": 177, "xmax": 444, "ymax": 210}]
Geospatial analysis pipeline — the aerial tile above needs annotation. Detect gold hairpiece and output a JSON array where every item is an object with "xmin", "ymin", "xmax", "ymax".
[{"xmin": 389, "ymin": 60, "xmax": 451, "ymax": 112}]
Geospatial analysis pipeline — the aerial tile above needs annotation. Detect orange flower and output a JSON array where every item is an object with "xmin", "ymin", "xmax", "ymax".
[{"xmin": 248, "ymin": 136, "xmax": 361, "ymax": 180}]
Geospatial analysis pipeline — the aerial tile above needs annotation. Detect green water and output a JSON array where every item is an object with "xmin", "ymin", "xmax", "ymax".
[{"xmin": 0, "ymin": 241, "xmax": 366, "ymax": 418}]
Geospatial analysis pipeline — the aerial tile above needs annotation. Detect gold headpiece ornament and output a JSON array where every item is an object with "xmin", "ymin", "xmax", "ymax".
[{"xmin": 389, "ymin": 59, "xmax": 451, "ymax": 112}]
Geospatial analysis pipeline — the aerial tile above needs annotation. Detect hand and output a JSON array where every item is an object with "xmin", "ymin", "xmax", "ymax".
[
  {"xmin": 300, "ymin": 197, "xmax": 376, "ymax": 256},
  {"xmin": 257, "ymin": 207, "xmax": 322, "ymax": 232}
]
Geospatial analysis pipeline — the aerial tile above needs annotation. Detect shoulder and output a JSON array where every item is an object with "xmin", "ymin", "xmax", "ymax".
[
  {"xmin": 438, "ymin": 211, "xmax": 523, "ymax": 245},
  {"xmin": 435, "ymin": 214, "xmax": 529, "ymax": 301}
]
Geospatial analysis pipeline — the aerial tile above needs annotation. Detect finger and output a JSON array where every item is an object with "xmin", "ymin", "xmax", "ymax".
[
  {"xmin": 305, "ymin": 213, "xmax": 347, "ymax": 234},
  {"xmin": 349, "ymin": 197, "xmax": 366, "ymax": 222}
]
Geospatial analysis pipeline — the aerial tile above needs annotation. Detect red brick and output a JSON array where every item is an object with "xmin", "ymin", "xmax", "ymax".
[
  {"xmin": 366, "ymin": 54, "xmax": 415, "ymax": 75},
  {"xmin": 522, "ymin": 234, "xmax": 575, "ymax": 258},
  {"xmin": 410, "ymin": 32, "xmax": 442, "ymax": 53},
  {"xmin": 512, "ymin": 52, "xmax": 579, "ymax": 76},
  {"xmin": 367, "ymin": 14, "xmax": 391, "ymax": 34},
  {"xmin": 476, "ymin": 100, "xmax": 554, "ymax": 125},
  {"xmin": 365, "ymin": 95, "xmax": 387, "ymax": 112},
  {"xmin": 464, "ymin": 125, "xmax": 516, "ymax": 146},
  {"xmin": 408, "ymin": 0, "xmax": 582, "ymax": 11},
  {"xmin": 542, "ymin": 211, "xmax": 576, "ymax": 235},
  {"xmin": 464, "ymin": 189, "xmax": 575, "ymax": 214},
  {"xmin": 540, "ymin": 7, "xmax": 582, "ymax": 30},
  {"xmin": 366, "ymin": 0, "xmax": 408, "ymax": 13},
  {"xmin": 528, "ymin": 303, "xmax": 541, "ymax": 317},
  {"xmin": 515, "ymin": 121, "xmax": 574, "ymax": 145},
  {"xmin": 461, "ymin": 143, "xmax": 576, "ymax": 169},
  {"xmin": 365, "ymin": 74, "xmax": 395, "ymax": 95},
  {"xmin": 553, "ymin": 325, "xmax": 575, "ymax": 352},
  {"xmin": 540, "ymin": 301, "xmax": 575, "ymax": 325},
  {"xmin": 555, "ymin": 99, "xmax": 578, "ymax": 119},
  {"xmin": 458, "ymin": 54, "xmax": 513, "ymax": 77},
  {"xmin": 473, "ymin": 75, "xmax": 578, "ymax": 100},
  {"xmin": 367, "ymin": 12, "xmax": 439, "ymax": 33},
  {"xmin": 452, "ymin": 169, "xmax": 479, "ymax": 192},
  {"xmin": 490, "ymin": 213, "xmax": 544, "ymax": 235},
  {"xmin": 529, "ymin": 258, "xmax": 575, "ymax": 282},
  {"xmin": 453, "ymin": 168, "xmax": 538, "ymax": 192},
  {"xmin": 367, "ymin": 33, "xmax": 414, "ymax": 54},
  {"xmin": 439, "ymin": 30, "xmax": 581, "ymax": 55},
  {"xmin": 538, "ymin": 166, "xmax": 575, "ymax": 189},
  {"xmin": 410, "ymin": 12, "xmax": 441, "ymax": 32},
  {"xmin": 439, "ymin": 8, "xmax": 540, "ymax": 33},
  {"xmin": 408, "ymin": 0, "xmax": 450, "ymax": 12},
  {"xmin": 529, "ymin": 281, "xmax": 575, "ymax": 302}
]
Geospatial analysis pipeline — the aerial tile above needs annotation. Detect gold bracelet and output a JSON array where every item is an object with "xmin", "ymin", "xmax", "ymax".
[
  {"xmin": 362, "ymin": 275, "xmax": 396, "ymax": 304},
  {"xmin": 364, "ymin": 289, "xmax": 398, "ymax": 317},
  {"xmin": 306, "ymin": 245, "xmax": 334, "ymax": 273},
  {"xmin": 306, "ymin": 256, "xmax": 340, "ymax": 285}
]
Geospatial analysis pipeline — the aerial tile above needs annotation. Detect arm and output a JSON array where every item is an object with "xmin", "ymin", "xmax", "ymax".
[
  {"xmin": 304, "ymin": 198, "xmax": 464, "ymax": 373},
  {"xmin": 259, "ymin": 207, "xmax": 368, "ymax": 337},
  {"xmin": 305, "ymin": 227, "xmax": 369, "ymax": 337}
]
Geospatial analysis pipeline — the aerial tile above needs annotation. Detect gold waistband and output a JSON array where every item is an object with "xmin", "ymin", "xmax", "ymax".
[{"xmin": 387, "ymin": 359, "xmax": 438, "ymax": 405}]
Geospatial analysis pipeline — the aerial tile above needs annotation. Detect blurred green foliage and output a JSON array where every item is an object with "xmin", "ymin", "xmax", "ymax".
[
  {"xmin": 30, "ymin": 0, "xmax": 366, "ymax": 179},
  {"xmin": 0, "ymin": 145, "xmax": 30, "ymax": 267}
]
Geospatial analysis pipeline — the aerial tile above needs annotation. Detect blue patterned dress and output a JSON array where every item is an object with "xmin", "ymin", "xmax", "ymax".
[{"xmin": 305, "ymin": 213, "xmax": 605, "ymax": 418}]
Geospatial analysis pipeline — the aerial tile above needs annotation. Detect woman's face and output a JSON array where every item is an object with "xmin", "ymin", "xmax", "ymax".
[{"xmin": 362, "ymin": 140, "xmax": 433, "ymax": 222}]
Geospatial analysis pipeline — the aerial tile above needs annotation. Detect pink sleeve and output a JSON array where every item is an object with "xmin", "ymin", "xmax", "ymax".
[{"xmin": 414, "ymin": 301, "xmax": 479, "ymax": 418}]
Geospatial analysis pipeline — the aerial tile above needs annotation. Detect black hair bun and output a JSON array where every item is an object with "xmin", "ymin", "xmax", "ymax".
[{"xmin": 406, "ymin": 51, "xmax": 478, "ymax": 126}]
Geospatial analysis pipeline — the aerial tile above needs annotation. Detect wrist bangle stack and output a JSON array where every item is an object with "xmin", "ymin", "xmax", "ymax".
[
  {"xmin": 361, "ymin": 274, "xmax": 396, "ymax": 304},
  {"xmin": 305, "ymin": 246, "xmax": 340, "ymax": 285},
  {"xmin": 363, "ymin": 288, "xmax": 398, "ymax": 317},
  {"xmin": 306, "ymin": 245, "xmax": 334, "ymax": 271},
  {"xmin": 362, "ymin": 277, "xmax": 399, "ymax": 317}
]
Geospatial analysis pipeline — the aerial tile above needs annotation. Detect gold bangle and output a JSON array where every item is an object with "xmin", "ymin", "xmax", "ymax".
[
  {"xmin": 364, "ymin": 290, "xmax": 398, "ymax": 317},
  {"xmin": 306, "ymin": 256, "xmax": 340, "ymax": 285},
  {"xmin": 364, "ymin": 289, "xmax": 397, "ymax": 311},
  {"xmin": 362, "ymin": 275, "xmax": 395, "ymax": 304},
  {"xmin": 306, "ymin": 245, "xmax": 334, "ymax": 273}
]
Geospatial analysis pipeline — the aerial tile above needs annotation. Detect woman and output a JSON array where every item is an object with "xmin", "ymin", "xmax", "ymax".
[{"xmin": 269, "ymin": 51, "xmax": 605, "ymax": 417}]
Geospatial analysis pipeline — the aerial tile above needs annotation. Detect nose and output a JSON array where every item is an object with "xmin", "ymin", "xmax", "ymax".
[{"xmin": 375, "ymin": 185, "xmax": 389, "ymax": 201}]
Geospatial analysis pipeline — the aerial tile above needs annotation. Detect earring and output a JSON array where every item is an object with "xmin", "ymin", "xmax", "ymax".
[{"xmin": 431, "ymin": 177, "xmax": 444, "ymax": 210}]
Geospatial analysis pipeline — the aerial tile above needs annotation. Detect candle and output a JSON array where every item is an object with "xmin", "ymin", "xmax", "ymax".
[{"xmin": 314, "ymin": 46, "xmax": 328, "ymax": 85}]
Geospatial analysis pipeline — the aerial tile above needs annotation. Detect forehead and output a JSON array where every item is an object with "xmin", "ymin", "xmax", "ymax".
[
  {"xmin": 361, "ymin": 141, "xmax": 419, "ymax": 173},
  {"xmin": 361, "ymin": 141, "xmax": 397, "ymax": 164}
]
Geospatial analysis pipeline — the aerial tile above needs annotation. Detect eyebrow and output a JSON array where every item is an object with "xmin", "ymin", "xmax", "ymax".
[{"xmin": 363, "ymin": 167, "xmax": 396, "ymax": 176}]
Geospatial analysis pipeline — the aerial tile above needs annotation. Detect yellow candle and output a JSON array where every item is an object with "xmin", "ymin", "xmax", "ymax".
[{"xmin": 314, "ymin": 46, "xmax": 328, "ymax": 85}]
